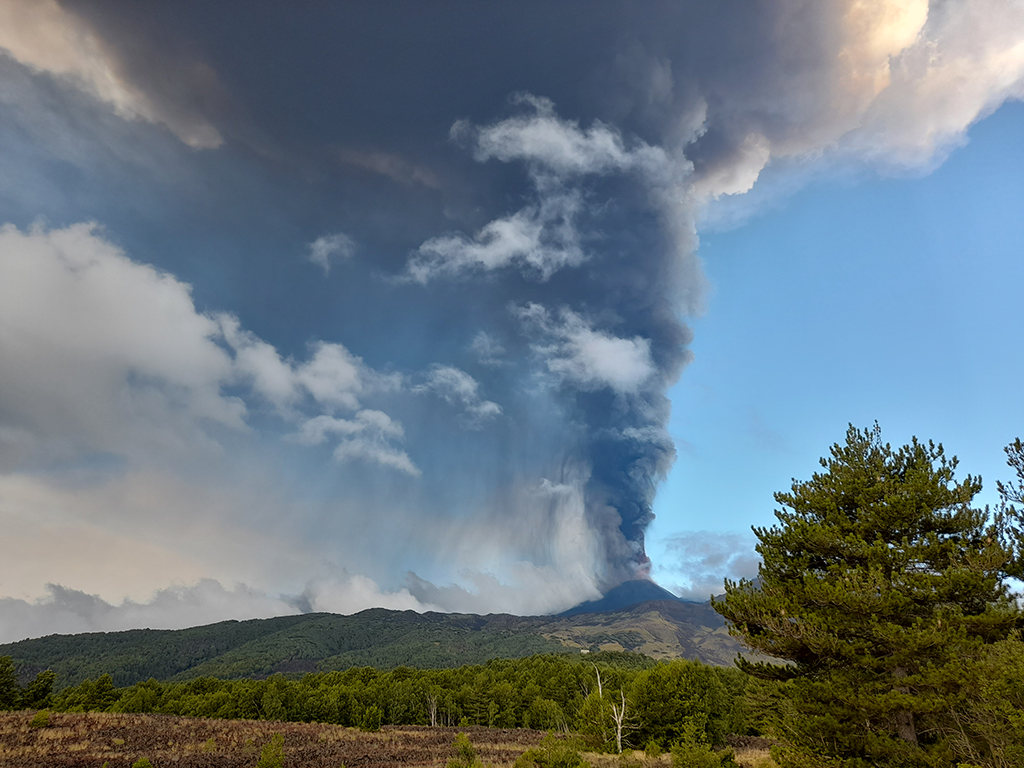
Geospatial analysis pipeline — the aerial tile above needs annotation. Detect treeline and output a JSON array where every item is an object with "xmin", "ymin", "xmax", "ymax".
[{"xmin": 8, "ymin": 651, "xmax": 750, "ymax": 752}]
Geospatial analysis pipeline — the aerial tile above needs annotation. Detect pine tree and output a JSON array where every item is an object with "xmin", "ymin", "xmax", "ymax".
[
  {"xmin": 21, "ymin": 670, "xmax": 56, "ymax": 710},
  {"xmin": 713, "ymin": 425, "xmax": 1017, "ymax": 768},
  {"xmin": 0, "ymin": 656, "xmax": 19, "ymax": 710},
  {"xmin": 996, "ymin": 437, "xmax": 1024, "ymax": 578}
]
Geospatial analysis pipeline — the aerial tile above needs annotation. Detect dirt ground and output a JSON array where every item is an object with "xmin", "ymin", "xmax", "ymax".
[{"xmin": 0, "ymin": 711, "xmax": 548, "ymax": 767}]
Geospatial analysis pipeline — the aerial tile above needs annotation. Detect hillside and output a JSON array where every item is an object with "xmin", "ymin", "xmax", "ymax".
[{"xmin": 0, "ymin": 599, "xmax": 745, "ymax": 688}]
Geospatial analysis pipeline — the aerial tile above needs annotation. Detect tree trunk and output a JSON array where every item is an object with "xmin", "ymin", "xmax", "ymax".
[
  {"xmin": 892, "ymin": 666, "xmax": 918, "ymax": 745},
  {"xmin": 611, "ymin": 690, "xmax": 627, "ymax": 754},
  {"xmin": 426, "ymin": 694, "xmax": 437, "ymax": 727}
]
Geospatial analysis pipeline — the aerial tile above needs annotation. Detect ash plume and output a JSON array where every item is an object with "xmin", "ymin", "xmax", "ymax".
[{"xmin": 403, "ymin": 96, "xmax": 695, "ymax": 590}]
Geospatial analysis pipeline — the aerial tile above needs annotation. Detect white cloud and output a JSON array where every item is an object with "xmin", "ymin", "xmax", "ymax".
[
  {"xmin": 220, "ymin": 318, "xmax": 417, "ymax": 476},
  {"xmin": 0, "ymin": 222, "xmax": 415, "ymax": 479},
  {"xmin": 656, "ymin": 531, "xmax": 762, "ymax": 602},
  {"xmin": 407, "ymin": 94, "xmax": 687, "ymax": 284},
  {"xmin": 852, "ymin": 0, "xmax": 1024, "ymax": 168},
  {"xmin": 220, "ymin": 318, "xmax": 400, "ymax": 418},
  {"xmin": 294, "ymin": 342, "xmax": 369, "ymax": 411},
  {"xmin": 407, "ymin": 189, "xmax": 585, "ymax": 282},
  {"xmin": 218, "ymin": 315, "xmax": 301, "ymax": 411},
  {"xmin": 292, "ymin": 411, "xmax": 404, "ymax": 445},
  {"xmin": 515, "ymin": 304, "xmax": 656, "ymax": 395},
  {"xmin": 306, "ymin": 574, "xmax": 434, "ymax": 615},
  {"xmin": 0, "ymin": 574, "xmax": 439, "ymax": 644},
  {"xmin": 694, "ymin": 0, "xmax": 1024, "ymax": 209},
  {"xmin": 0, "ymin": 222, "xmax": 244, "ymax": 467},
  {"xmin": 291, "ymin": 410, "xmax": 419, "ymax": 476},
  {"xmin": 413, "ymin": 365, "xmax": 502, "ymax": 427},
  {"xmin": 0, "ymin": 0, "xmax": 223, "ymax": 149},
  {"xmin": 308, "ymin": 232, "xmax": 356, "ymax": 275},
  {"xmin": 469, "ymin": 331, "xmax": 506, "ymax": 366},
  {"xmin": 461, "ymin": 93, "xmax": 650, "ymax": 176},
  {"xmin": 0, "ymin": 581, "xmax": 296, "ymax": 643},
  {"xmin": 332, "ymin": 438, "xmax": 421, "ymax": 477},
  {"xmin": 0, "ymin": 461, "xmax": 433, "ymax": 611}
]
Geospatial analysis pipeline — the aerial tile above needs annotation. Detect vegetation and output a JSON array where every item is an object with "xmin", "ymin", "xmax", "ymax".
[
  {"xmin": 0, "ymin": 711, "xmax": 555, "ymax": 767},
  {"xmin": 449, "ymin": 732, "xmax": 483, "ymax": 768},
  {"xmin": 514, "ymin": 732, "xmax": 590, "ymax": 767},
  {"xmin": 17, "ymin": 652, "xmax": 743, "ymax": 754},
  {"xmin": 257, "ymin": 732, "xmax": 285, "ymax": 768},
  {"xmin": 0, "ymin": 657, "xmax": 54, "ymax": 711},
  {"xmin": 715, "ymin": 425, "xmax": 1024, "ymax": 768},
  {"xmin": 0, "ymin": 600, "xmax": 738, "ymax": 689},
  {"xmin": 28, "ymin": 709, "xmax": 49, "ymax": 729},
  {"xmin": 998, "ymin": 437, "xmax": 1024, "ymax": 578}
]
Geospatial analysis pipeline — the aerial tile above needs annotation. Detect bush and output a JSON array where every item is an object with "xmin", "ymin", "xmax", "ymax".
[
  {"xmin": 515, "ymin": 733, "xmax": 590, "ymax": 768},
  {"xmin": 132, "ymin": 759, "xmax": 154, "ymax": 768},
  {"xmin": 257, "ymin": 733, "xmax": 285, "ymax": 768},
  {"xmin": 448, "ymin": 732, "xmax": 481, "ymax": 768},
  {"xmin": 644, "ymin": 739, "xmax": 662, "ymax": 759},
  {"xmin": 360, "ymin": 704, "xmax": 382, "ymax": 732},
  {"xmin": 670, "ymin": 742, "xmax": 734, "ymax": 768},
  {"xmin": 668, "ymin": 720, "xmax": 734, "ymax": 768},
  {"xmin": 29, "ymin": 710, "xmax": 50, "ymax": 729}
]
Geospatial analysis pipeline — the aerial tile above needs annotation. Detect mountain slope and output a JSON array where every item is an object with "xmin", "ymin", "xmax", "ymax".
[{"xmin": 0, "ymin": 600, "xmax": 746, "ymax": 688}]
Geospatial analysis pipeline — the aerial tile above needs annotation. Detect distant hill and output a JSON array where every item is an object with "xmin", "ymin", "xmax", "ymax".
[{"xmin": 0, "ymin": 598, "xmax": 747, "ymax": 689}]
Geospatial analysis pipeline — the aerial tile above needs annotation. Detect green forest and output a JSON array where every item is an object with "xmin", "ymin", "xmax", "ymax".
[
  {"xmin": 2, "ymin": 650, "xmax": 748, "ymax": 758},
  {"xmin": 4, "ymin": 426, "xmax": 1024, "ymax": 768}
]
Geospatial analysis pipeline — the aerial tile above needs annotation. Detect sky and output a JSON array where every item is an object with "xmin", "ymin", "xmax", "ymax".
[{"xmin": 0, "ymin": 0, "xmax": 1022, "ymax": 643}]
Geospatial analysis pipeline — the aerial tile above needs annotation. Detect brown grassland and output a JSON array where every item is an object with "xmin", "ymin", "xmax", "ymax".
[
  {"xmin": 0, "ymin": 712, "xmax": 776, "ymax": 768},
  {"xmin": 0, "ymin": 711, "xmax": 547, "ymax": 767}
]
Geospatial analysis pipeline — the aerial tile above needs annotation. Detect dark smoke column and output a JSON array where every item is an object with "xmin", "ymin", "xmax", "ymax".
[{"xmin": 407, "ymin": 95, "xmax": 699, "ymax": 597}]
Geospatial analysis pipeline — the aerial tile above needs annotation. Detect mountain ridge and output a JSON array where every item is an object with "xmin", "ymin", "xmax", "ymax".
[{"xmin": 1, "ymin": 595, "xmax": 744, "ymax": 689}]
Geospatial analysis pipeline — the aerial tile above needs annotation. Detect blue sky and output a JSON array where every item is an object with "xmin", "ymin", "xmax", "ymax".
[
  {"xmin": 0, "ymin": 1, "xmax": 1022, "ymax": 641},
  {"xmin": 650, "ymin": 101, "xmax": 1024, "ymax": 592}
]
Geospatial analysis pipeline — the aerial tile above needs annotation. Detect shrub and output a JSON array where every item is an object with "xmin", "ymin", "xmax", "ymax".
[
  {"xmin": 257, "ymin": 733, "xmax": 285, "ymax": 768},
  {"xmin": 644, "ymin": 739, "xmax": 662, "ymax": 759},
  {"xmin": 360, "ymin": 704, "xmax": 382, "ymax": 732},
  {"xmin": 132, "ymin": 759, "xmax": 154, "ymax": 768},
  {"xmin": 669, "ymin": 720, "xmax": 734, "ymax": 768},
  {"xmin": 29, "ymin": 709, "xmax": 50, "ymax": 729},
  {"xmin": 448, "ymin": 732, "xmax": 481, "ymax": 768},
  {"xmin": 515, "ymin": 733, "xmax": 590, "ymax": 768},
  {"xmin": 670, "ymin": 742, "xmax": 734, "ymax": 768}
]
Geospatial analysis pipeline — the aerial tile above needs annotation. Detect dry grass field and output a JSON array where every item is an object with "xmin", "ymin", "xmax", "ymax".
[
  {"xmin": 0, "ymin": 711, "xmax": 548, "ymax": 767},
  {"xmin": 0, "ymin": 712, "xmax": 777, "ymax": 768}
]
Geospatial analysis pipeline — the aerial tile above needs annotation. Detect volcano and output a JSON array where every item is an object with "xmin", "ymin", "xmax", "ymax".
[{"xmin": 559, "ymin": 579, "xmax": 684, "ymax": 617}]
